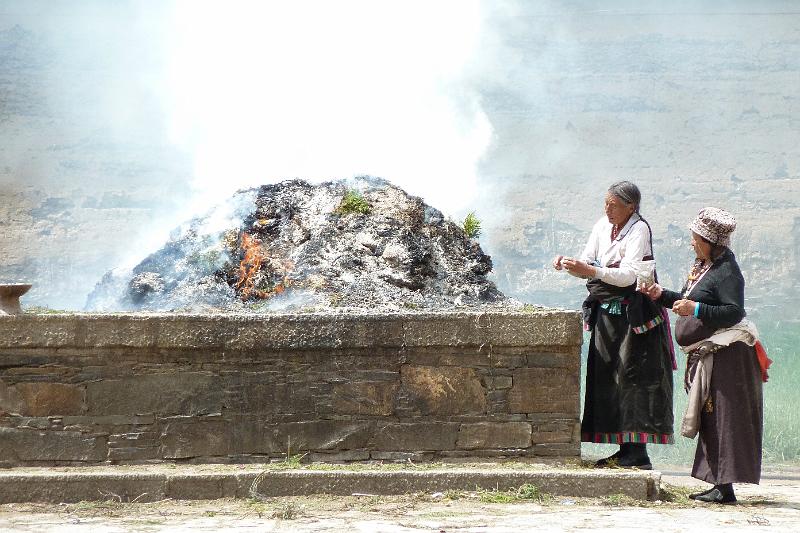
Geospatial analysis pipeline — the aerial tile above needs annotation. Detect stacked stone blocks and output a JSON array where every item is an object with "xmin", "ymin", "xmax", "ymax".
[{"xmin": 0, "ymin": 311, "xmax": 582, "ymax": 465}]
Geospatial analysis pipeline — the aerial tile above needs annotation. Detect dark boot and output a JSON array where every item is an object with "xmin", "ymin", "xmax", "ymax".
[
  {"xmin": 615, "ymin": 443, "xmax": 652, "ymax": 470},
  {"xmin": 594, "ymin": 446, "xmax": 624, "ymax": 467},
  {"xmin": 595, "ymin": 443, "xmax": 652, "ymax": 469},
  {"xmin": 694, "ymin": 483, "xmax": 736, "ymax": 504}
]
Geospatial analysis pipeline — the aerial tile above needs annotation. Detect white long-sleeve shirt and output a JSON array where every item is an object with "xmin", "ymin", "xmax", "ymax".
[{"xmin": 578, "ymin": 213, "xmax": 652, "ymax": 287}]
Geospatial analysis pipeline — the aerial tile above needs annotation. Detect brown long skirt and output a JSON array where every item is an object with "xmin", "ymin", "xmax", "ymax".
[{"xmin": 692, "ymin": 341, "xmax": 763, "ymax": 485}]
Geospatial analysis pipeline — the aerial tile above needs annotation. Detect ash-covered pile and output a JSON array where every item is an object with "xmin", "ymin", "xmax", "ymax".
[{"xmin": 86, "ymin": 177, "xmax": 512, "ymax": 312}]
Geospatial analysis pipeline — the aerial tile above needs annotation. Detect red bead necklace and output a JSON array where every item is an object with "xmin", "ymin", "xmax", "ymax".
[{"xmin": 684, "ymin": 259, "xmax": 711, "ymax": 295}]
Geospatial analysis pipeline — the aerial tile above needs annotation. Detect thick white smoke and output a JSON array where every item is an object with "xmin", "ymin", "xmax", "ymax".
[{"xmin": 163, "ymin": 0, "xmax": 492, "ymax": 217}]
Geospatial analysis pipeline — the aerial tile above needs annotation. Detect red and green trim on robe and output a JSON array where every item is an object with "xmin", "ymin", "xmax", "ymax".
[{"xmin": 582, "ymin": 431, "xmax": 674, "ymax": 445}]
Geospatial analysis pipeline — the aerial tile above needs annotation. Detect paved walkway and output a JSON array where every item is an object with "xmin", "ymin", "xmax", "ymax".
[{"xmin": 0, "ymin": 465, "xmax": 798, "ymax": 532}]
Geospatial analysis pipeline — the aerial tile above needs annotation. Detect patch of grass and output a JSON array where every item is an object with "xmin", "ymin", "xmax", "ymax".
[
  {"xmin": 336, "ymin": 189, "xmax": 371, "ymax": 215},
  {"xmin": 272, "ymin": 501, "xmax": 303, "ymax": 520},
  {"xmin": 352, "ymin": 494, "xmax": 389, "ymax": 511},
  {"xmin": 658, "ymin": 483, "xmax": 694, "ymax": 504},
  {"xmin": 601, "ymin": 493, "xmax": 640, "ymax": 507},
  {"xmin": 254, "ymin": 460, "xmax": 451, "ymax": 473},
  {"xmin": 477, "ymin": 484, "xmax": 552, "ymax": 504},
  {"xmin": 243, "ymin": 498, "xmax": 271, "ymax": 518},
  {"xmin": 68, "ymin": 500, "xmax": 124, "ymax": 517},
  {"xmin": 443, "ymin": 489, "xmax": 468, "ymax": 500},
  {"xmin": 462, "ymin": 212, "xmax": 481, "ymax": 239},
  {"xmin": 283, "ymin": 453, "xmax": 307, "ymax": 467},
  {"xmin": 249, "ymin": 460, "xmax": 602, "ymax": 474},
  {"xmin": 562, "ymin": 458, "xmax": 598, "ymax": 469},
  {"xmin": 759, "ymin": 322, "xmax": 800, "ymax": 463},
  {"xmin": 24, "ymin": 306, "xmax": 69, "ymax": 314},
  {"xmin": 245, "ymin": 499, "xmax": 305, "ymax": 520},
  {"xmin": 257, "ymin": 453, "xmax": 309, "ymax": 472},
  {"xmin": 479, "ymin": 490, "xmax": 516, "ymax": 503},
  {"xmin": 516, "ymin": 483, "xmax": 547, "ymax": 501}
]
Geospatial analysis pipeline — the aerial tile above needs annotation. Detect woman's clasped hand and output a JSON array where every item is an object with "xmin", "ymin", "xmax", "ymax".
[{"xmin": 639, "ymin": 283, "xmax": 696, "ymax": 316}]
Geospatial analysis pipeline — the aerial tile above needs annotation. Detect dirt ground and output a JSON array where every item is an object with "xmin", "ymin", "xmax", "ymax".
[{"xmin": 1, "ymin": 468, "xmax": 798, "ymax": 532}]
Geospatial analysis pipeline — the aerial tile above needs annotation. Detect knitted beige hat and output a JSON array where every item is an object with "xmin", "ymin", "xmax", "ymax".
[{"xmin": 689, "ymin": 207, "xmax": 736, "ymax": 247}]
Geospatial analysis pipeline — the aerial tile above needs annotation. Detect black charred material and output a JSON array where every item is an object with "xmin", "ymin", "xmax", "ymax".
[
  {"xmin": 128, "ymin": 272, "xmax": 165, "ymax": 304},
  {"xmin": 86, "ymin": 176, "xmax": 509, "ymax": 312}
]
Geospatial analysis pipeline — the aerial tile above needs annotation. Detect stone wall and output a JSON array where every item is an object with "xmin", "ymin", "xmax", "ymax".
[{"xmin": 0, "ymin": 310, "xmax": 582, "ymax": 466}]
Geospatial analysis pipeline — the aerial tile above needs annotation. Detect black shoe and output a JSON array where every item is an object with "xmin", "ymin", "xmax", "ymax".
[
  {"xmin": 595, "ymin": 451, "xmax": 652, "ymax": 470},
  {"xmin": 594, "ymin": 450, "xmax": 623, "ymax": 467},
  {"xmin": 693, "ymin": 488, "xmax": 737, "ymax": 504},
  {"xmin": 615, "ymin": 454, "xmax": 653, "ymax": 470},
  {"xmin": 689, "ymin": 487, "xmax": 715, "ymax": 500}
]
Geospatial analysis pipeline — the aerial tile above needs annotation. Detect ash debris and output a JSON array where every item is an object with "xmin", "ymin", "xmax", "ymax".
[{"xmin": 86, "ymin": 177, "xmax": 512, "ymax": 313}]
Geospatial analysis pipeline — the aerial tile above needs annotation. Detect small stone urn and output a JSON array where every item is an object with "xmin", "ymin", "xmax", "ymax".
[{"xmin": 0, "ymin": 284, "xmax": 32, "ymax": 315}]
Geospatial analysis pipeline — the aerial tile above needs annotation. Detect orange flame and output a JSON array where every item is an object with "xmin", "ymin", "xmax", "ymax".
[
  {"xmin": 234, "ymin": 233, "xmax": 294, "ymax": 301},
  {"xmin": 235, "ymin": 233, "xmax": 268, "ymax": 300}
]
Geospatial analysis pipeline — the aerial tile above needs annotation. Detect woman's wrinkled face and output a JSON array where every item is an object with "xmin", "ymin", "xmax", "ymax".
[
  {"xmin": 691, "ymin": 231, "xmax": 712, "ymax": 260},
  {"xmin": 604, "ymin": 193, "xmax": 635, "ymax": 226}
]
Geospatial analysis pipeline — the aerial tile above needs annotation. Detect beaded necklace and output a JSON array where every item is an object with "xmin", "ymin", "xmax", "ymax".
[
  {"xmin": 683, "ymin": 258, "xmax": 711, "ymax": 296},
  {"xmin": 610, "ymin": 213, "xmax": 638, "ymax": 242}
]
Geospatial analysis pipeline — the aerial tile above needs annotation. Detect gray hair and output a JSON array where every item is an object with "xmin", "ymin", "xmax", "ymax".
[{"xmin": 608, "ymin": 181, "xmax": 641, "ymax": 212}]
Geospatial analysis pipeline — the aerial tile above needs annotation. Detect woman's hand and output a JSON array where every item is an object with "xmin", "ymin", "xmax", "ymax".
[
  {"xmin": 672, "ymin": 299, "xmax": 697, "ymax": 316},
  {"xmin": 561, "ymin": 258, "xmax": 597, "ymax": 278},
  {"xmin": 552, "ymin": 255, "xmax": 564, "ymax": 270},
  {"xmin": 639, "ymin": 283, "xmax": 662, "ymax": 301}
]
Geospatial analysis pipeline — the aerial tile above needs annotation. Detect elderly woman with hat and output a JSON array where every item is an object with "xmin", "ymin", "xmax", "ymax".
[
  {"xmin": 554, "ymin": 181, "xmax": 675, "ymax": 470},
  {"xmin": 642, "ymin": 207, "xmax": 770, "ymax": 504}
]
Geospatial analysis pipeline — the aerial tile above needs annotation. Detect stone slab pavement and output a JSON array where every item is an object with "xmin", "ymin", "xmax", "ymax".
[
  {"xmin": 0, "ymin": 464, "xmax": 798, "ymax": 532},
  {"xmin": 0, "ymin": 463, "xmax": 659, "ymax": 504}
]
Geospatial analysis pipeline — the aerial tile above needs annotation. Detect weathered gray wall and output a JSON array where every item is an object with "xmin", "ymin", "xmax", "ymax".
[{"xmin": 0, "ymin": 311, "xmax": 582, "ymax": 465}]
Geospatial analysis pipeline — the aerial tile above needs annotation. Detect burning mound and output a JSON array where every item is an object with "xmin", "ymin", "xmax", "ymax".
[{"xmin": 86, "ymin": 177, "xmax": 509, "ymax": 312}]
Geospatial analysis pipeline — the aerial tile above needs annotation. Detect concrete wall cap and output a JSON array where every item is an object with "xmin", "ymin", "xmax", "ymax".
[{"xmin": 0, "ymin": 311, "xmax": 583, "ymax": 350}]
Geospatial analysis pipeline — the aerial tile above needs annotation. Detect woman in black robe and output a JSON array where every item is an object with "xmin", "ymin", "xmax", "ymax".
[
  {"xmin": 554, "ymin": 181, "xmax": 674, "ymax": 469},
  {"xmin": 643, "ymin": 207, "xmax": 767, "ymax": 504}
]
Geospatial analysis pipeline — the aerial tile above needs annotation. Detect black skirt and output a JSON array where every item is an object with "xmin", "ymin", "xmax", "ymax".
[
  {"xmin": 692, "ymin": 341, "xmax": 763, "ymax": 484},
  {"xmin": 581, "ymin": 304, "xmax": 675, "ymax": 443}
]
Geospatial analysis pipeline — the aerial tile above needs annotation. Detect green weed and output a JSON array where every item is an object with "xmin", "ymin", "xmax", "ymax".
[
  {"xmin": 658, "ymin": 483, "xmax": 694, "ymax": 504},
  {"xmin": 24, "ymin": 306, "xmax": 69, "ymax": 314},
  {"xmin": 477, "ymin": 483, "xmax": 551, "ymax": 504},
  {"xmin": 462, "ymin": 212, "xmax": 481, "ymax": 239},
  {"xmin": 443, "ymin": 489, "xmax": 467, "ymax": 500},
  {"xmin": 479, "ymin": 490, "xmax": 516, "ymax": 503},
  {"xmin": 336, "ymin": 190, "xmax": 371, "ymax": 215},
  {"xmin": 516, "ymin": 483, "xmax": 547, "ymax": 500},
  {"xmin": 601, "ymin": 493, "xmax": 639, "ymax": 506}
]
